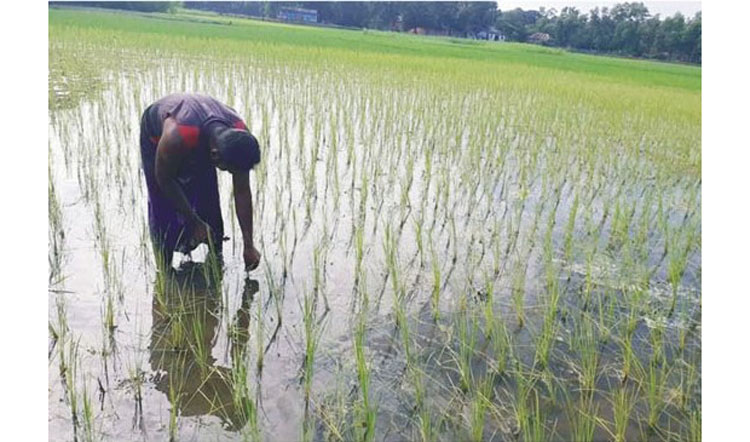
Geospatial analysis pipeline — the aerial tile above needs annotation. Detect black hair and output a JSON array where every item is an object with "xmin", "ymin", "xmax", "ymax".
[{"xmin": 216, "ymin": 128, "xmax": 261, "ymax": 171}]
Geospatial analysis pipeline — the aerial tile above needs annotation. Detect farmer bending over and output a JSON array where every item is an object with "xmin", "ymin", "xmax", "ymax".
[{"xmin": 139, "ymin": 93, "xmax": 261, "ymax": 272}]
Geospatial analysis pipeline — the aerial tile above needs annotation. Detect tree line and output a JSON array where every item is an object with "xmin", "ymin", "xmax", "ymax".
[
  {"xmin": 54, "ymin": 2, "xmax": 701, "ymax": 64},
  {"xmin": 185, "ymin": 1, "xmax": 700, "ymax": 64},
  {"xmin": 496, "ymin": 3, "xmax": 701, "ymax": 63},
  {"xmin": 54, "ymin": 2, "xmax": 180, "ymax": 13}
]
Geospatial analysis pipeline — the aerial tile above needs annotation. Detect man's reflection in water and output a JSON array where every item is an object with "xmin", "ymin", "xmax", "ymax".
[{"xmin": 149, "ymin": 261, "xmax": 259, "ymax": 431}]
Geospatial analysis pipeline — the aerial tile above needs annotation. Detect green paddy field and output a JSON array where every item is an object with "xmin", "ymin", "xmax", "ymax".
[{"xmin": 49, "ymin": 7, "xmax": 700, "ymax": 441}]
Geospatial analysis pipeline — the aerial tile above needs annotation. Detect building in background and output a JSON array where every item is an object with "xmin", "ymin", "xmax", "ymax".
[
  {"xmin": 476, "ymin": 27, "xmax": 506, "ymax": 41},
  {"xmin": 277, "ymin": 7, "xmax": 318, "ymax": 24}
]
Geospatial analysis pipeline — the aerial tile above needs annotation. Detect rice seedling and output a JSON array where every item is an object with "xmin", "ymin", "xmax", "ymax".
[
  {"xmin": 63, "ymin": 337, "xmax": 81, "ymax": 441},
  {"xmin": 608, "ymin": 385, "xmax": 637, "ymax": 442},
  {"xmin": 188, "ymin": 307, "xmax": 211, "ymax": 377},
  {"xmin": 534, "ymin": 299, "xmax": 559, "ymax": 370},
  {"xmin": 455, "ymin": 303, "xmax": 478, "ymax": 392},
  {"xmin": 521, "ymin": 388, "xmax": 553, "ymax": 442},
  {"xmin": 255, "ymin": 283, "xmax": 265, "ymax": 376},
  {"xmin": 666, "ymin": 218, "xmax": 697, "ymax": 316},
  {"xmin": 563, "ymin": 190, "xmax": 580, "ymax": 266},
  {"xmin": 645, "ymin": 358, "xmax": 670, "ymax": 429},
  {"xmin": 312, "ymin": 239, "xmax": 330, "ymax": 312},
  {"xmin": 413, "ymin": 215, "xmax": 425, "ymax": 268},
  {"xmin": 80, "ymin": 373, "xmax": 98, "ymax": 442},
  {"xmin": 231, "ymin": 348, "xmax": 260, "ymax": 441},
  {"xmin": 572, "ymin": 317, "xmax": 600, "ymax": 395},
  {"xmin": 353, "ymin": 312, "xmax": 376, "ymax": 442},
  {"xmin": 650, "ymin": 315, "xmax": 666, "ymax": 366},
  {"xmin": 688, "ymin": 409, "xmax": 701, "ymax": 442},
  {"xmin": 483, "ymin": 279, "xmax": 511, "ymax": 377},
  {"xmin": 429, "ymin": 239, "xmax": 441, "ymax": 322},
  {"xmin": 168, "ymin": 367, "xmax": 183, "ymax": 442},
  {"xmin": 301, "ymin": 285, "xmax": 325, "ymax": 409},
  {"xmin": 468, "ymin": 373, "xmax": 495, "ymax": 441},
  {"xmin": 511, "ymin": 261, "xmax": 527, "ymax": 329},
  {"xmin": 48, "ymin": 160, "xmax": 66, "ymax": 285},
  {"xmin": 563, "ymin": 391, "xmax": 599, "ymax": 442}
]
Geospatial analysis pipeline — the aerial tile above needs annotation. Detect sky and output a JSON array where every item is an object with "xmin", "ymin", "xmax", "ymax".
[{"xmin": 497, "ymin": 1, "xmax": 702, "ymax": 18}]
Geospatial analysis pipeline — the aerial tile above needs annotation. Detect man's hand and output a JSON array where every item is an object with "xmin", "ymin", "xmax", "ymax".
[
  {"xmin": 191, "ymin": 219, "xmax": 212, "ymax": 247},
  {"xmin": 243, "ymin": 244, "xmax": 261, "ymax": 271}
]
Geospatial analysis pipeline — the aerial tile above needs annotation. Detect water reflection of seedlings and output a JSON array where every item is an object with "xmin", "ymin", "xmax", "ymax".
[{"xmin": 151, "ymin": 264, "xmax": 258, "ymax": 433}]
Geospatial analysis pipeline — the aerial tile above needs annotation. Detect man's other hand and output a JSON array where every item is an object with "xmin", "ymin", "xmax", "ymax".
[{"xmin": 244, "ymin": 245, "xmax": 261, "ymax": 271}]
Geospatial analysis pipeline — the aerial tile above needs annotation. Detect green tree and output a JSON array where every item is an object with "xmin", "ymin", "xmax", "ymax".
[
  {"xmin": 496, "ymin": 8, "xmax": 540, "ymax": 41},
  {"xmin": 683, "ymin": 12, "xmax": 702, "ymax": 63}
]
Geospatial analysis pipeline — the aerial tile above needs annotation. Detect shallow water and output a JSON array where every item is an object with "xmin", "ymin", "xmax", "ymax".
[{"xmin": 49, "ymin": 47, "xmax": 700, "ymax": 441}]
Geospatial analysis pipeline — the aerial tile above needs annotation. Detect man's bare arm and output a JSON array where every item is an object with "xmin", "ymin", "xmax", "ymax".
[
  {"xmin": 155, "ymin": 118, "xmax": 202, "ymax": 226},
  {"xmin": 233, "ymin": 171, "xmax": 255, "ymax": 247},
  {"xmin": 233, "ymin": 171, "xmax": 260, "ymax": 269}
]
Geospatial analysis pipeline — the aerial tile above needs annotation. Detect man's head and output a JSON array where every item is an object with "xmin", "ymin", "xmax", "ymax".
[{"xmin": 210, "ymin": 126, "xmax": 261, "ymax": 173}]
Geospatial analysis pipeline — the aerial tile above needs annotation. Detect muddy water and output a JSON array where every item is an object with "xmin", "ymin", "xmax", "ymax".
[{"xmin": 49, "ymin": 56, "xmax": 700, "ymax": 441}]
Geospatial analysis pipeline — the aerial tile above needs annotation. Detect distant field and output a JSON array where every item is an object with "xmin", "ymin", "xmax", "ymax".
[{"xmin": 49, "ymin": 7, "xmax": 700, "ymax": 442}]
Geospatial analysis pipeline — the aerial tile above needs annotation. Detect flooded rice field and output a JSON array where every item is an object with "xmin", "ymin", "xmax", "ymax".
[{"xmin": 49, "ymin": 24, "xmax": 701, "ymax": 442}]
